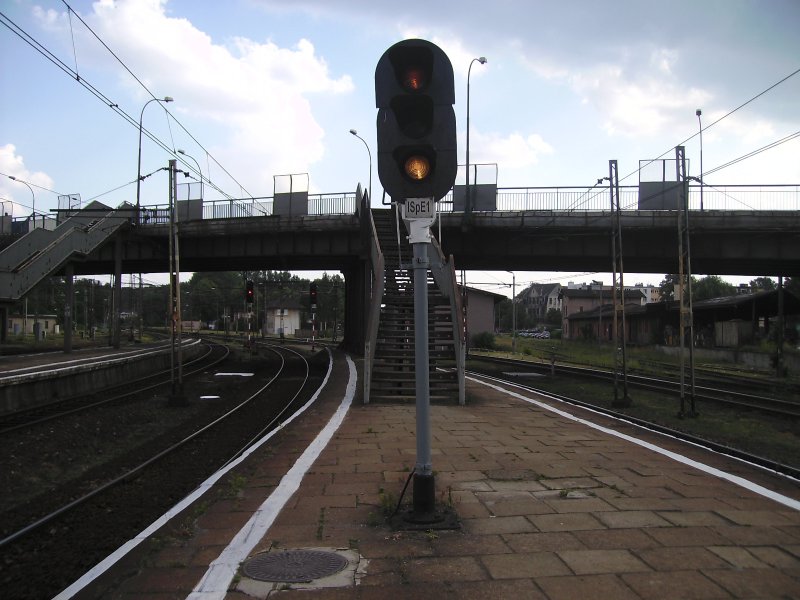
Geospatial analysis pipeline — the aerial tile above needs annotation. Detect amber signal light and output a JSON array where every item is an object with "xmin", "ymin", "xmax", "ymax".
[{"xmin": 404, "ymin": 155, "xmax": 431, "ymax": 181}]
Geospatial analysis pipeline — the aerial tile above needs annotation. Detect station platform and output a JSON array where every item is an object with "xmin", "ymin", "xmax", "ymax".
[{"xmin": 69, "ymin": 350, "xmax": 800, "ymax": 599}]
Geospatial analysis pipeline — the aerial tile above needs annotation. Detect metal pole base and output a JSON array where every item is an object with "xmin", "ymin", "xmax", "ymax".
[
  {"xmin": 169, "ymin": 384, "xmax": 187, "ymax": 406},
  {"xmin": 409, "ymin": 472, "xmax": 437, "ymax": 520},
  {"xmin": 611, "ymin": 395, "xmax": 633, "ymax": 408},
  {"xmin": 393, "ymin": 473, "xmax": 460, "ymax": 530}
]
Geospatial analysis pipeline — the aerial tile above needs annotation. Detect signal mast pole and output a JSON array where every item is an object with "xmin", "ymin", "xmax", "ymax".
[{"xmin": 375, "ymin": 39, "xmax": 458, "ymax": 526}]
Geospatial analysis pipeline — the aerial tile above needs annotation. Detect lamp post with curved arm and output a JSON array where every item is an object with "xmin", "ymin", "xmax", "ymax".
[
  {"xmin": 8, "ymin": 175, "xmax": 35, "ymax": 226},
  {"xmin": 177, "ymin": 149, "xmax": 203, "ymax": 199},
  {"xmin": 466, "ymin": 56, "xmax": 487, "ymax": 215},
  {"xmin": 349, "ymin": 129, "xmax": 372, "ymax": 204},
  {"xmin": 136, "ymin": 96, "xmax": 173, "ymax": 220},
  {"xmin": 696, "ymin": 108, "xmax": 704, "ymax": 211}
]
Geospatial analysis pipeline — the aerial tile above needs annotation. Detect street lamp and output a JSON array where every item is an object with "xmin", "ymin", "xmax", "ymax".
[
  {"xmin": 136, "ymin": 96, "xmax": 173, "ymax": 219},
  {"xmin": 349, "ymin": 129, "xmax": 372, "ymax": 204},
  {"xmin": 177, "ymin": 149, "xmax": 203, "ymax": 199},
  {"xmin": 506, "ymin": 270, "xmax": 516, "ymax": 353},
  {"xmin": 8, "ymin": 175, "xmax": 35, "ymax": 226},
  {"xmin": 466, "ymin": 56, "xmax": 487, "ymax": 215},
  {"xmin": 696, "ymin": 108, "xmax": 704, "ymax": 211}
]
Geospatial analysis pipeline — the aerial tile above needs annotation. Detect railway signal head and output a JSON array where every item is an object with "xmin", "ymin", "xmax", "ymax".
[
  {"xmin": 245, "ymin": 280, "xmax": 254, "ymax": 304},
  {"xmin": 310, "ymin": 282, "xmax": 318, "ymax": 307},
  {"xmin": 375, "ymin": 38, "xmax": 457, "ymax": 203}
]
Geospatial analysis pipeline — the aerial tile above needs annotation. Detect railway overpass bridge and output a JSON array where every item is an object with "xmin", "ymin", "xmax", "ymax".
[{"xmin": 1, "ymin": 183, "xmax": 798, "ymax": 353}]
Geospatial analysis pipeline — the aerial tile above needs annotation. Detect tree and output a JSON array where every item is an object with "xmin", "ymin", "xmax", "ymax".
[
  {"xmin": 545, "ymin": 308, "xmax": 562, "ymax": 327},
  {"xmin": 693, "ymin": 275, "xmax": 736, "ymax": 301},
  {"xmin": 785, "ymin": 277, "xmax": 800, "ymax": 296},
  {"xmin": 749, "ymin": 277, "xmax": 776, "ymax": 291},
  {"xmin": 658, "ymin": 274, "xmax": 680, "ymax": 301}
]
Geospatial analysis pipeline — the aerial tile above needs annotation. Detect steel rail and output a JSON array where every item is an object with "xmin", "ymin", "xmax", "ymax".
[
  {"xmin": 0, "ymin": 344, "xmax": 311, "ymax": 549},
  {"xmin": 471, "ymin": 355, "xmax": 800, "ymax": 418},
  {"xmin": 466, "ymin": 369, "xmax": 799, "ymax": 480}
]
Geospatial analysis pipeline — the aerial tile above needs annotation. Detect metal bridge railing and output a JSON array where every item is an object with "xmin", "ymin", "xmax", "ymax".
[
  {"xmin": 137, "ymin": 192, "xmax": 359, "ymax": 225},
  {"xmin": 126, "ymin": 184, "xmax": 797, "ymax": 226},
  {"xmin": 440, "ymin": 184, "xmax": 798, "ymax": 213},
  {"xmin": 4, "ymin": 184, "xmax": 797, "ymax": 233}
]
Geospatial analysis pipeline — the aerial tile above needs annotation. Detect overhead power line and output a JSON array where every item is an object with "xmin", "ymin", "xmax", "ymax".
[
  {"xmin": 621, "ymin": 65, "xmax": 800, "ymax": 186},
  {"xmin": 59, "ymin": 0, "xmax": 253, "ymax": 199},
  {"xmin": 1, "ymin": 8, "xmax": 249, "ymax": 202},
  {"xmin": 703, "ymin": 130, "xmax": 800, "ymax": 177}
]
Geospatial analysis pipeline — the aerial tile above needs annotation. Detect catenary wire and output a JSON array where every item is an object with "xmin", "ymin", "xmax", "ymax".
[
  {"xmin": 60, "ymin": 1, "xmax": 253, "ymax": 199},
  {"xmin": 1, "ymin": 9, "xmax": 244, "ymax": 202}
]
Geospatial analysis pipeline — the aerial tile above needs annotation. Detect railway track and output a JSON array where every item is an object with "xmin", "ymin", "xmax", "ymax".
[
  {"xmin": 465, "ymin": 368, "xmax": 799, "ymax": 481},
  {"xmin": 470, "ymin": 354, "xmax": 800, "ymax": 418},
  {"xmin": 0, "ymin": 343, "xmax": 328, "ymax": 599}
]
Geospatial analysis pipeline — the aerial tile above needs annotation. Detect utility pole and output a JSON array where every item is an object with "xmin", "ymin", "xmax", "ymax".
[
  {"xmin": 609, "ymin": 160, "xmax": 630, "ymax": 407},
  {"xmin": 676, "ymin": 146, "xmax": 697, "ymax": 417},
  {"xmin": 168, "ymin": 159, "xmax": 185, "ymax": 405}
]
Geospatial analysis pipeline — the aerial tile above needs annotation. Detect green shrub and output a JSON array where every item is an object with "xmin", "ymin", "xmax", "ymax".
[{"xmin": 471, "ymin": 331, "xmax": 496, "ymax": 350}]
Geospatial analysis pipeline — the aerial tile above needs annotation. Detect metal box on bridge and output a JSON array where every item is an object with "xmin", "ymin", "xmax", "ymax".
[
  {"xmin": 452, "ymin": 184, "xmax": 497, "ymax": 211},
  {"xmin": 638, "ymin": 158, "xmax": 689, "ymax": 210},
  {"xmin": 452, "ymin": 163, "xmax": 498, "ymax": 211},
  {"xmin": 177, "ymin": 181, "xmax": 203, "ymax": 221},
  {"xmin": 273, "ymin": 173, "xmax": 309, "ymax": 217}
]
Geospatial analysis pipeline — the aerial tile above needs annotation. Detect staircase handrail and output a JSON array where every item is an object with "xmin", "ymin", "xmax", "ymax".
[
  {"xmin": 363, "ymin": 207, "xmax": 385, "ymax": 404},
  {"xmin": 0, "ymin": 201, "xmax": 113, "ymax": 272},
  {"xmin": 428, "ymin": 238, "xmax": 466, "ymax": 405},
  {"xmin": 0, "ymin": 203, "xmax": 132, "ymax": 301}
]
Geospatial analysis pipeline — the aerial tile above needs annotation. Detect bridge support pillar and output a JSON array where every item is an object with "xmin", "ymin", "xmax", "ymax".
[
  {"xmin": 64, "ymin": 263, "xmax": 73, "ymax": 353},
  {"xmin": 111, "ymin": 235, "xmax": 122, "ymax": 349},
  {"xmin": 0, "ymin": 304, "xmax": 7, "ymax": 344},
  {"xmin": 341, "ymin": 261, "xmax": 367, "ymax": 355}
]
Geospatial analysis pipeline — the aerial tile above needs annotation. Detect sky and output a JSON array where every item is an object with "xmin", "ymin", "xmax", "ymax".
[{"xmin": 1, "ymin": 0, "xmax": 799, "ymax": 296}]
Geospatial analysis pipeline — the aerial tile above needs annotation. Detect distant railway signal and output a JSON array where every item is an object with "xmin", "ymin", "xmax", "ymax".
[
  {"xmin": 245, "ymin": 280, "xmax": 254, "ymax": 304},
  {"xmin": 375, "ymin": 39, "xmax": 457, "ymax": 202},
  {"xmin": 310, "ymin": 282, "xmax": 318, "ymax": 308}
]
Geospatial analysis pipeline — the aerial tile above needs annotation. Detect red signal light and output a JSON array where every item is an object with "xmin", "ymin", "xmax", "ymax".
[
  {"xmin": 310, "ymin": 282, "xmax": 318, "ymax": 306},
  {"xmin": 245, "ymin": 280, "xmax": 254, "ymax": 303},
  {"xmin": 402, "ymin": 67, "xmax": 426, "ymax": 91}
]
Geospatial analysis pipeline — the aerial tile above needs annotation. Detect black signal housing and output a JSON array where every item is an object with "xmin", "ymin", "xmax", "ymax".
[{"xmin": 375, "ymin": 39, "xmax": 457, "ymax": 202}]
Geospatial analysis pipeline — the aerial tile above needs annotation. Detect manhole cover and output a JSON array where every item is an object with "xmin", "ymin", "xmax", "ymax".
[{"xmin": 242, "ymin": 549, "xmax": 348, "ymax": 583}]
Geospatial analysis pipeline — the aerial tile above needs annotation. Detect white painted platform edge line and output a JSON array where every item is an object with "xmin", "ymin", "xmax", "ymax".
[
  {"xmin": 53, "ymin": 348, "xmax": 336, "ymax": 600},
  {"xmin": 482, "ymin": 373, "xmax": 800, "ymax": 487},
  {"xmin": 470, "ymin": 375, "xmax": 800, "ymax": 512},
  {"xmin": 1, "ymin": 339, "xmax": 201, "ymax": 381},
  {"xmin": 187, "ymin": 354, "xmax": 357, "ymax": 599}
]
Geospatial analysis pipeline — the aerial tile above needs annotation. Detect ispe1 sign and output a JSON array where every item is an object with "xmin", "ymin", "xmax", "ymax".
[{"xmin": 402, "ymin": 197, "xmax": 436, "ymax": 220}]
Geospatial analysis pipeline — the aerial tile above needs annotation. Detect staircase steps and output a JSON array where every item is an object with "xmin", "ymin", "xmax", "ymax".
[{"xmin": 368, "ymin": 208, "xmax": 459, "ymax": 404}]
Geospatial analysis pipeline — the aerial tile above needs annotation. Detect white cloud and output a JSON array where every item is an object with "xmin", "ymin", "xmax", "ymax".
[
  {"xmin": 0, "ymin": 144, "xmax": 54, "ymax": 216},
  {"xmin": 564, "ymin": 56, "xmax": 711, "ymax": 138},
  {"xmin": 469, "ymin": 130, "xmax": 554, "ymax": 170},
  {"xmin": 41, "ymin": 0, "xmax": 354, "ymax": 196}
]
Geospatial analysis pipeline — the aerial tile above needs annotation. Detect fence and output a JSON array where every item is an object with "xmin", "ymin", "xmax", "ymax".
[{"xmin": 9, "ymin": 184, "xmax": 792, "ymax": 231}]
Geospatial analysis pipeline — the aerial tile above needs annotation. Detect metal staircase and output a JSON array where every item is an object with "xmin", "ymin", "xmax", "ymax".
[
  {"xmin": 365, "ymin": 206, "xmax": 465, "ymax": 404},
  {"xmin": 0, "ymin": 201, "xmax": 132, "ymax": 302}
]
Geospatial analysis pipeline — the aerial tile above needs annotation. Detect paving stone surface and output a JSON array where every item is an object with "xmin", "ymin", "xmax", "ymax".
[{"xmin": 84, "ymin": 352, "xmax": 800, "ymax": 599}]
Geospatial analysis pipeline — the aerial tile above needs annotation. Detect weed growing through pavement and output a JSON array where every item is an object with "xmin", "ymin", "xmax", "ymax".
[
  {"xmin": 226, "ymin": 473, "xmax": 248, "ymax": 498},
  {"xmin": 378, "ymin": 487, "xmax": 397, "ymax": 517},
  {"xmin": 316, "ymin": 507, "xmax": 326, "ymax": 540},
  {"xmin": 439, "ymin": 486, "xmax": 455, "ymax": 508}
]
